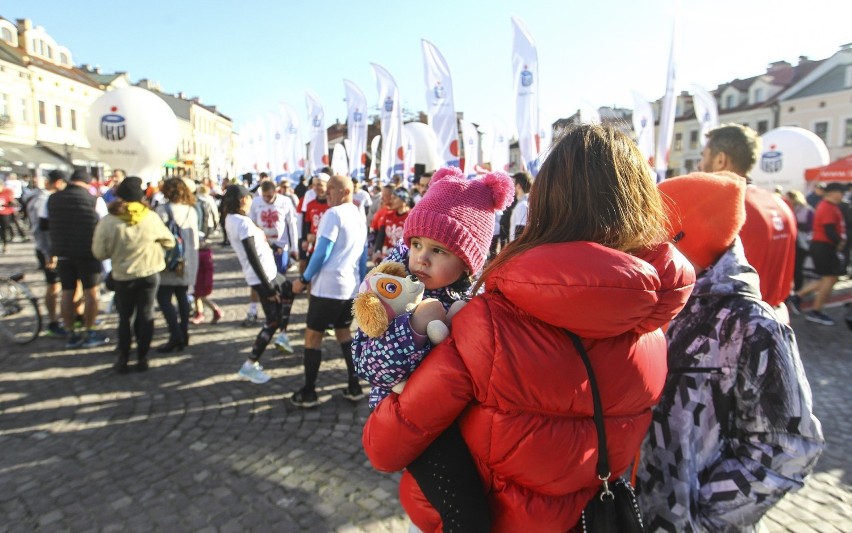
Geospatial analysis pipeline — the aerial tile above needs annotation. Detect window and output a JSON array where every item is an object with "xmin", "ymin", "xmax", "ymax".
[
  {"xmin": 674, "ymin": 132, "xmax": 683, "ymax": 151},
  {"xmin": 59, "ymin": 52, "xmax": 68, "ymax": 65},
  {"xmin": 814, "ymin": 121, "xmax": 829, "ymax": 143},
  {"xmin": 725, "ymin": 94, "xmax": 735, "ymax": 109},
  {"xmin": 757, "ymin": 120, "xmax": 769, "ymax": 135},
  {"xmin": 0, "ymin": 27, "xmax": 12, "ymax": 43},
  {"xmin": 844, "ymin": 118, "xmax": 852, "ymax": 146},
  {"xmin": 70, "ymin": 109, "xmax": 77, "ymax": 131},
  {"xmin": 38, "ymin": 101, "xmax": 46, "ymax": 125},
  {"xmin": 0, "ymin": 93, "xmax": 7, "ymax": 117},
  {"xmin": 689, "ymin": 130, "xmax": 699, "ymax": 149},
  {"xmin": 20, "ymin": 98, "xmax": 28, "ymax": 122},
  {"xmin": 55, "ymin": 105, "xmax": 62, "ymax": 128},
  {"xmin": 754, "ymin": 88, "xmax": 764, "ymax": 103},
  {"xmin": 684, "ymin": 159, "xmax": 694, "ymax": 173}
]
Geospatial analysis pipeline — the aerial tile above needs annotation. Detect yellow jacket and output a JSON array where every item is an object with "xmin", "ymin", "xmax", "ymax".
[{"xmin": 92, "ymin": 204, "xmax": 175, "ymax": 281}]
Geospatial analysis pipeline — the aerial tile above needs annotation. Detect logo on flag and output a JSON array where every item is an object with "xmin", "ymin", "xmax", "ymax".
[
  {"xmin": 274, "ymin": 132, "xmax": 281, "ymax": 140},
  {"xmin": 353, "ymin": 109, "xmax": 363, "ymax": 123},
  {"xmin": 640, "ymin": 117, "xmax": 647, "ymax": 128},
  {"xmin": 288, "ymin": 124, "xmax": 297, "ymax": 134},
  {"xmin": 703, "ymin": 111, "xmax": 711, "ymax": 122},
  {"xmin": 497, "ymin": 135, "xmax": 504, "ymax": 143},
  {"xmin": 312, "ymin": 115, "xmax": 322, "ymax": 128},
  {"xmin": 100, "ymin": 113, "xmax": 126, "ymax": 141},
  {"xmin": 433, "ymin": 82, "xmax": 445, "ymax": 100},
  {"xmin": 520, "ymin": 65, "xmax": 534, "ymax": 88},
  {"xmin": 384, "ymin": 96, "xmax": 394, "ymax": 113}
]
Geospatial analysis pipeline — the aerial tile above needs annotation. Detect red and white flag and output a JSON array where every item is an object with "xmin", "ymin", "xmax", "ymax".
[
  {"xmin": 422, "ymin": 39, "xmax": 459, "ymax": 168},
  {"xmin": 371, "ymin": 63, "xmax": 405, "ymax": 182},
  {"xmin": 512, "ymin": 16, "xmax": 540, "ymax": 176},
  {"xmin": 631, "ymin": 91, "xmax": 656, "ymax": 165},
  {"xmin": 344, "ymin": 79, "xmax": 368, "ymax": 180},
  {"xmin": 654, "ymin": 0, "xmax": 680, "ymax": 182},
  {"xmin": 368, "ymin": 134, "xmax": 381, "ymax": 179},
  {"xmin": 691, "ymin": 84, "xmax": 718, "ymax": 148},
  {"xmin": 305, "ymin": 89, "xmax": 329, "ymax": 175},
  {"xmin": 461, "ymin": 121, "xmax": 479, "ymax": 179}
]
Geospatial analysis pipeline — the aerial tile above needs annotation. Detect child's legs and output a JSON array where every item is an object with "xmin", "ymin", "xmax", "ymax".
[{"xmin": 406, "ymin": 423, "xmax": 490, "ymax": 533}]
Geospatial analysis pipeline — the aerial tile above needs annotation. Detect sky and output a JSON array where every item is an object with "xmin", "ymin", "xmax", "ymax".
[{"xmin": 3, "ymin": 0, "xmax": 850, "ymax": 135}]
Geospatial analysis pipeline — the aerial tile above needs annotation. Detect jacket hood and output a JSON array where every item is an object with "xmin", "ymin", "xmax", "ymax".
[
  {"xmin": 690, "ymin": 237, "xmax": 761, "ymax": 302},
  {"xmin": 486, "ymin": 241, "xmax": 695, "ymax": 338}
]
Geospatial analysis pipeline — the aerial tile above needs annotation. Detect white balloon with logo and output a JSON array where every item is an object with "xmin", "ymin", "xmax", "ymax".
[
  {"xmin": 86, "ymin": 86, "xmax": 179, "ymax": 185},
  {"xmin": 750, "ymin": 127, "xmax": 830, "ymax": 193}
]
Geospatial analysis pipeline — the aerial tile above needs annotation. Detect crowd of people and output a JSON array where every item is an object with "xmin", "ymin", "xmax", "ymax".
[{"xmin": 1, "ymin": 120, "xmax": 849, "ymax": 532}]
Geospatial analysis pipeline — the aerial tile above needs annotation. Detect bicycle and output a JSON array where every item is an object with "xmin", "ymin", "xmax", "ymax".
[{"xmin": 0, "ymin": 272, "xmax": 41, "ymax": 344}]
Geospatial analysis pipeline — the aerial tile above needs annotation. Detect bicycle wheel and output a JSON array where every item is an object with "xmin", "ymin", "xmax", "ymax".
[{"xmin": 0, "ymin": 278, "xmax": 41, "ymax": 344}]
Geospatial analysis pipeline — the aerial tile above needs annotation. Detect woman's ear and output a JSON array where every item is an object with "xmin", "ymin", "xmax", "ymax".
[{"xmin": 353, "ymin": 292, "xmax": 390, "ymax": 337}]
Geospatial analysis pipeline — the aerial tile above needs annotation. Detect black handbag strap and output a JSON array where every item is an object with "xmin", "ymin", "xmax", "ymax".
[{"xmin": 564, "ymin": 329, "xmax": 611, "ymax": 483}]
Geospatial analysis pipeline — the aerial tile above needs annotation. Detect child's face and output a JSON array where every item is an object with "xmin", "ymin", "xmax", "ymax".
[{"xmin": 409, "ymin": 236, "xmax": 467, "ymax": 290}]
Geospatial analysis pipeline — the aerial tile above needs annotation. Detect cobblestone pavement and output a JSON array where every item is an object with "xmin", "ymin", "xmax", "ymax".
[{"xmin": 0, "ymin": 237, "xmax": 850, "ymax": 532}]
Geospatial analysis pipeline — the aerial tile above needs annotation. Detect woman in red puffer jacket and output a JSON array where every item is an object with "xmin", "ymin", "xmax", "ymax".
[{"xmin": 362, "ymin": 124, "xmax": 696, "ymax": 532}]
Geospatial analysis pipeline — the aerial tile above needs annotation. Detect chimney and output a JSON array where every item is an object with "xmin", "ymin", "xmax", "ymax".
[
  {"xmin": 81, "ymin": 63, "xmax": 91, "ymax": 71},
  {"xmin": 94, "ymin": 65, "xmax": 101, "ymax": 74},
  {"xmin": 798, "ymin": 55, "xmax": 810, "ymax": 64},
  {"xmin": 16, "ymin": 18, "xmax": 32, "ymax": 31},
  {"xmin": 177, "ymin": 92, "xmax": 185, "ymax": 99},
  {"xmin": 766, "ymin": 60, "xmax": 791, "ymax": 73}
]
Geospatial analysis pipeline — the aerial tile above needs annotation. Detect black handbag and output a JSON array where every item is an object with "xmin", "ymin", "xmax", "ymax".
[{"xmin": 564, "ymin": 330, "xmax": 645, "ymax": 533}]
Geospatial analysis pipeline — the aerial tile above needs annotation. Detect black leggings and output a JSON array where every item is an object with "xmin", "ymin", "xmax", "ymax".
[
  {"xmin": 114, "ymin": 274, "xmax": 159, "ymax": 358},
  {"xmin": 0, "ymin": 214, "xmax": 12, "ymax": 245},
  {"xmin": 406, "ymin": 423, "xmax": 491, "ymax": 533},
  {"xmin": 249, "ymin": 276, "xmax": 294, "ymax": 360}
]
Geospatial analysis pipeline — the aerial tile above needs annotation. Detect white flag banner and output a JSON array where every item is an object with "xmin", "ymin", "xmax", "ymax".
[
  {"xmin": 403, "ymin": 130, "xmax": 416, "ymax": 186},
  {"xmin": 371, "ymin": 63, "xmax": 405, "ymax": 182},
  {"xmin": 536, "ymin": 114, "xmax": 554, "ymax": 168},
  {"xmin": 331, "ymin": 143, "xmax": 349, "ymax": 176},
  {"xmin": 490, "ymin": 117, "xmax": 510, "ymax": 173},
  {"xmin": 305, "ymin": 89, "xmax": 329, "ymax": 175},
  {"xmin": 368, "ymin": 134, "xmax": 381, "ymax": 179},
  {"xmin": 422, "ymin": 39, "xmax": 459, "ymax": 167},
  {"xmin": 461, "ymin": 121, "xmax": 479, "ymax": 178},
  {"xmin": 691, "ymin": 84, "xmax": 718, "ymax": 148},
  {"xmin": 253, "ymin": 117, "xmax": 268, "ymax": 173},
  {"xmin": 631, "ymin": 91, "xmax": 656, "ymax": 165},
  {"xmin": 237, "ymin": 122, "xmax": 253, "ymax": 174},
  {"xmin": 655, "ymin": 0, "xmax": 680, "ymax": 182},
  {"xmin": 512, "ymin": 16, "xmax": 540, "ymax": 176},
  {"xmin": 267, "ymin": 111, "xmax": 287, "ymax": 179},
  {"xmin": 279, "ymin": 102, "xmax": 304, "ymax": 180},
  {"xmin": 343, "ymin": 79, "xmax": 368, "ymax": 180}
]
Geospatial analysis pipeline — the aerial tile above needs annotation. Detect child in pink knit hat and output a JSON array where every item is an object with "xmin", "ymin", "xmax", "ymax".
[{"xmin": 353, "ymin": 166, "xmax": 514, "ymax": 532}]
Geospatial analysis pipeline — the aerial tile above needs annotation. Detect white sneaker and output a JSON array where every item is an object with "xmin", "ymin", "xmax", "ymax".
[
  {"xmin": 274, "ymin": 331, "xmax": 294, "ymax": 354},
  {"xmin": 237, "ymin": 361, "xmax": 271, "ymax": 384}
]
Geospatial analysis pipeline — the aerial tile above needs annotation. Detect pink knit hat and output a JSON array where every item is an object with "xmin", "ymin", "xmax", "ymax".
[{"xmin": 404, "ymin": 167, "xmax": 514, "ymax": 273}]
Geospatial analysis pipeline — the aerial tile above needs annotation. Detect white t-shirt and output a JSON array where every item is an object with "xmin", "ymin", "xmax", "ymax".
[
  {"xmin": 353, "ymin": 189, "xmax": 372, "ymax": 218},
  {"xmin": 311, "ymin": 203, "xmax": 367, "ymax": 300},
  {"xmin": 510, "ymin": 195, "xmax": 529, "ymax": 241},
  {"xmin": 248, "ymin": 194, "xmax": 298, "ymax": 252},
  {"xmin": 226, "ymin": 213, "xmax": 278, "ymax": 287}
]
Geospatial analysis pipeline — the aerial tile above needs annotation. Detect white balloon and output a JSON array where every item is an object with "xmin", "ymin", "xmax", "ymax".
[
  {"xmin": 750, "ymin": 127, "xmax": 830, "ymax": 193},
  {"xmin": 403, "ymin": 122, "xmax": 443, "ymax": 172},
  {"xmin": 86, "ymin": 87, "xmax": 179, "ymax": 183}
]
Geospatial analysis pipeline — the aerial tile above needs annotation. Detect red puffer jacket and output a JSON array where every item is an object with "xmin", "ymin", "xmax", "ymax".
[{"xmin": 362, "ymin": 242, "xmax": 695, "ymax": 532}]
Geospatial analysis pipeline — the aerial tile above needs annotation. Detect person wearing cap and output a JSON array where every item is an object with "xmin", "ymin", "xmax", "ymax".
[
  {"xmin": 92, "ymin": 177, "xmax": 176, "ymax": 373},
  {"xmin": 788, "ymin": 182, "xmax": 848, "ymax": 325},
  {"xmin": 291, "ymin": 174, "xmax": 368, "ymax": 407},
  {"xmin": 221, "ymin": 184, "xmax": 297, "ymax": 385},
  {"xmin": 638, "ymin": 172, "xmax": 824, "ymax": 532},
  {"xmin": 370, "ymin": 186, "xmax": 411, "ymax": 263},
  {"xmin": 363, "ymin": 124, "xmax": 695, "ymax": 531},
  {"xmin": 26, "ymin": 171, "xmax": 70, "ymax": 337},
  {"xmin": 698, "ymin": 123, "xmax": 797, "ymax": 318},
  {"xmin": 46, "ymin": 169, "xmax": 110, "ymax": 349}
]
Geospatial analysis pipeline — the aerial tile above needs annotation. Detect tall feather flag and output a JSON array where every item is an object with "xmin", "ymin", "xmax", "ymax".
[
  {"xmin": 490, "ymin": 117, "xmax": 510, "ymax": 173},
  {"xmin": 512, "ymin": 16, "xmax": 540, "ymax": 176},
  {"xmin": 267, "ymin": 111, "xmax": 287, "ymax": 180},
  {"xmin": 279, "ymin": 102, "xmax": 304, "ymax": 180},
  {"xmin": 344, "ymin": 79, "xmax": 368, "ymax": 180},
  {"xmin": 253, "ymin": 117, "xmax": 268, "ymax": 173},
  {"xmin": 331, "ymin": 143, "xmax": 349, "ymax": 176},
  {"xmin": 305, "ymin": 89, "xmax": 329, "ymax": 175},
  {"xmin": 371, "ymin": 63, "xmax": 405, "ymax": 182},
  {"xmin": 654, "ymin": 0, "xmax": 681, "ymax": 182},
  {"xmin": 691, "ymin": 84, "xmax": 719, "ymax": 148},
  {"xmin": 368, "ymin": 134, "xmax": 381, "ymax": 179},
  {"xmin": 461, "ymin": 121, "xmax": 480, "ymax": 179},
  {"xmin": 631, "ymin": 91, "xmax": 656, "ymax": 165},
  {"xmin": 422, "ymin": 39, "xmax": 459, "ymax": 167}
]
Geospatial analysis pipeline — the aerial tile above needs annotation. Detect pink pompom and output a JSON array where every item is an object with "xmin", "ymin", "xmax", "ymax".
[{"xmin": 481, "ymin": 172, "xmax": 515, "ymax": 210}]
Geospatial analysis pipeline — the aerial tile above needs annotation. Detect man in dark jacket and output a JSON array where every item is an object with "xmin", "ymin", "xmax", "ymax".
[{"xmin": 45, "ymin": 169, "xmax": 109, "ymax": 349}]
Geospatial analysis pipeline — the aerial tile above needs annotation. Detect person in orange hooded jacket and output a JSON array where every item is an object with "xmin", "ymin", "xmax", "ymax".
[{"xmin": 361, "ymin": 124, "xmax": 696, "ymax": 532}]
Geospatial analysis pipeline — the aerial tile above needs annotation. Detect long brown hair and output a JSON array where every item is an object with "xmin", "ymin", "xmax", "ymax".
[
  {"xmin": 475, "ymin": 123, "xmax": 667, "ymax": 292},
  {"xmin": 161, "ymin": 177, "xmax": 196, "ymax": 205}
]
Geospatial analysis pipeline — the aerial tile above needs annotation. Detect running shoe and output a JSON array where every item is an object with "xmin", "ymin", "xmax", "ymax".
[{"xmin": 237, "ymin": 361, "xmax": 271, "ymax": 384}]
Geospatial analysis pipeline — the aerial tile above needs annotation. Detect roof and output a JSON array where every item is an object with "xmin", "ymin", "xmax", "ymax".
[
  {"xmin": 0, "ymin": 39, "xmax": 26, "ymax": 67},
  {"xmin": 151, "ymin": 90, "xmax": 192, "ymax": 121},
  {"xmin": 82, "ymin": 70, "xmax": 127, "ymax": 87}
]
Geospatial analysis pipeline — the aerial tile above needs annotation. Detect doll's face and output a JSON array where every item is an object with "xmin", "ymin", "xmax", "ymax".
[{"xmin": 365, "ymin": 273, "xmax": 424, "ymax": 317}]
